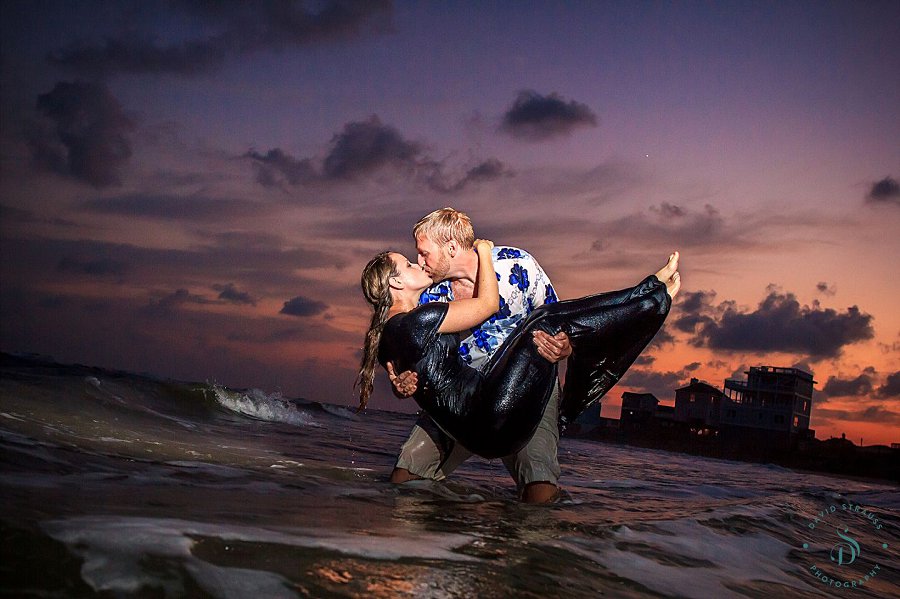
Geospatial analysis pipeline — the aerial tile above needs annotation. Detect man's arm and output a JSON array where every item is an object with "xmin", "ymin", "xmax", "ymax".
[{"xmin": 525, "ymin": 253, "xmax": 573, "ymax": 364}]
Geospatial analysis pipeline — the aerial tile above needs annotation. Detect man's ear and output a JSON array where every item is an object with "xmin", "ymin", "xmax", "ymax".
[{"xmin": 447, "ymin": 239, "xmax": 457, "ymax": 258}]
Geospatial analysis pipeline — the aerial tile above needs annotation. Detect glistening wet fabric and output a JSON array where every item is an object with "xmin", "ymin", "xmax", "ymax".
[{"xmin": 379, "ymin": 275, "xmax": 670, "ymax": 458}]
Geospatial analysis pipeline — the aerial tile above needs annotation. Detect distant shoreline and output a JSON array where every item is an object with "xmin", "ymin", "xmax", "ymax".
[{"xmin": 563, "ymin": 428, "xmax": 900, "ymax": 485}]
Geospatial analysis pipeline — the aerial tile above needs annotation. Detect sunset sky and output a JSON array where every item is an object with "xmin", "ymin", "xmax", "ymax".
[{"xmin": 2, "ymin": 1, "xmax": 898, "ymax": 445}]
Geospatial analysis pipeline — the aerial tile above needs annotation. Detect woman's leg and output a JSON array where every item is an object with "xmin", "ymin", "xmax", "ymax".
[
  {"xmin": 546, "ymin": 279, "xmax": 672, "ymax": 428},
  {"xmin": 471, "ymin": 273, "xmax": 673, "ymax": 456},
  {"xmin": 542, "ymin": 253, "xmax": 679, "ymax": 427}
]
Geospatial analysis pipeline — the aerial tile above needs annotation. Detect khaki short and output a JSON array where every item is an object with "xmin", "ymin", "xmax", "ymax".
[{"xmin": 394, "ymin": 383, "xmax": 561, "ymax": 490}]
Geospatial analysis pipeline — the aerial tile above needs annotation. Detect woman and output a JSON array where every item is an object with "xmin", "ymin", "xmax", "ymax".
[{"xmin": 356, "ymin": 241, "xmax": 680, "ymax": 459}]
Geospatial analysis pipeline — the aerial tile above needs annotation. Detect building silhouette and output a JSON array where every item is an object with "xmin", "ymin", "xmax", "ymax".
[
  {"xmin": 566, "ymin": 365, "xmax": 898, "ymax": 482},
  {"xmin": 722, "ymin": 366, "xmax": 814, "ymax": 441},
  {"xmin": 620, "ymin": 392, "xmax": 659, "ymax": 429},
  {"xmin": 673, "ymin": 378, "xmax": 725, "ymax": 435}
]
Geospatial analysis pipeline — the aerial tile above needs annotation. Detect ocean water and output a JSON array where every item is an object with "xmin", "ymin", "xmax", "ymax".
[{"xmin": 1, "ymin": 354, "xmax": 897, "ymax": 598}]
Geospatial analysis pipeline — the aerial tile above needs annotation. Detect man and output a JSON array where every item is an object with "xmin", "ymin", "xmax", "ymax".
[{"xmin": 387, "ymin": 207, "xmax": 572, "ymax": 503}]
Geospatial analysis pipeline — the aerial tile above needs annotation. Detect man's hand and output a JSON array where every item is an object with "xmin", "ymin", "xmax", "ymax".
[
  {"xmin": 387, "ymin": 362, "xmax": 418, "ymax": 398},
  {"xmin": 532, "ymin": 330, "xmax": 573, "ymax": 363}
]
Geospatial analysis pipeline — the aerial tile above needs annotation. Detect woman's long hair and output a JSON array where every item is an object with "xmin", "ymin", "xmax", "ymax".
[{"xmin": 354, "ymin": 251, "xmax": 398, "ymax": 411}]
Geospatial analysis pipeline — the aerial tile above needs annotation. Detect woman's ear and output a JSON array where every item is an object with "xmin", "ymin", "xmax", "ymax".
[{"xmin": 388, "ymin": 276, "xmax": 403, "ymax": 290}]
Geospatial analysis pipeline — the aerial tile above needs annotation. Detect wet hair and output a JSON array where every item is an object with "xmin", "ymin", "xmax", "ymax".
[
  {"xmin": 354, "ymin": 251, "xmax": 398, "ymax": 411},
  {"xmin": 413, "ymin": 207, "xmax": 475, "ymax": 250}
]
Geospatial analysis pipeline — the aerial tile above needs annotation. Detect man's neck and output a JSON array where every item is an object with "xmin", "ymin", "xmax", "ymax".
[
  {"xmin": 447, "ymin": 248, "xmax": 479, "ymax": 285},
  {"xmin": 443, "ymin": 248, "xmax": 479, "ymax": 299}
]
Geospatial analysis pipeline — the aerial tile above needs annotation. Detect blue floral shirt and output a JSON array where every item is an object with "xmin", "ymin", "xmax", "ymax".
[{"xmin": 419, "ymin": 246, "xmax": 558, "ymax": 370}]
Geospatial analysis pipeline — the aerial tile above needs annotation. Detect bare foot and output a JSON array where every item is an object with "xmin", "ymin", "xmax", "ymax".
[
  {"xmin": 667, "ymin": 271, "xmax": 681, "ymax": 299},
  {"xmin": 654, "ymin": 251, "xmax": 679, "ymax": 284}
]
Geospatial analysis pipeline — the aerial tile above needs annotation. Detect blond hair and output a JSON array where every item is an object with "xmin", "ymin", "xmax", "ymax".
[{"xmin": 413, "ymin": 207, "xmax": 475, "ymax": 250}]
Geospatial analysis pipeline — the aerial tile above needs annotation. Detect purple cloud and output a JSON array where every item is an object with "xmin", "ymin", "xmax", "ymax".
[
  {"xmin": 48, "ymin": 1, "xmax": 394, "ymax": 77},
  {"xmin": 28, "ymin": 81, "xmax": 134, "ymax": 187},
  {"xmin": 246, "ymin": 116, "xmax": 509, "ymax": 192},
  {"xmin": 280, "ymin": 296, "xmax": 328, "ymax": 317},
  {"xmin": 866, "ymin": 176, "xmax": 900, "ymax": 205},
  {"xmin": 693, "ymin": 290, "xmax": 874, "ymax": 358},
  {"xmin": 821, "ymin": 369, "xmax": 875, "ymax": 398},
  {"xmin": 876, "ymin": 371, "xmax": 900, "ymax": 399},
  {"xmin": 214, "ymin": 283, "xmax": 256, "ymax": 306},
  {"xmin": 500, "ymin": 90, "xmax": 597, "ymax": 141}
]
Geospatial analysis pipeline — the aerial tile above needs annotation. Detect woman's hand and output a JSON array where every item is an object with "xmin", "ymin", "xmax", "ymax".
[
  {"xmin": 437, "ymin": 239, "xmax": 499, "ymax": 334},
  {"xmin": 474, "ymin": 239, "xmax": 494, "ymax": 252}
]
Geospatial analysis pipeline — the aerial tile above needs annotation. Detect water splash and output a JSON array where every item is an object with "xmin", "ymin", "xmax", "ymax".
[{"xmin": 211, "ymin": 386, "xmax": 319, "ymax": 427}]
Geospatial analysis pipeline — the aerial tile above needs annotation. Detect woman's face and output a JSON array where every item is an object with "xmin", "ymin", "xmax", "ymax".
[{"xmin": 390, "ymin": 253, "xmax": 433, "ymax": 291}]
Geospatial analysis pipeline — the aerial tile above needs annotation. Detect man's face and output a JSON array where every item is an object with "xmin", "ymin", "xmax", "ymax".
[{"xmin": 415, "ymin": 234, "xmax": 451, "ymax": 282}]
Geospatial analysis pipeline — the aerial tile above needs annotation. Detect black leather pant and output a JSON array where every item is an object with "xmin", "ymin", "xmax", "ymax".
[{"xmin": 457, "ymin": 275, "xmax": 670, "ymax": 458}]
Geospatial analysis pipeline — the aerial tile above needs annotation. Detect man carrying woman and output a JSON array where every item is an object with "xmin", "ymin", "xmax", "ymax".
[{"xmin": 356, "ymin": 207, "xmax": 679, "ymax": 503}]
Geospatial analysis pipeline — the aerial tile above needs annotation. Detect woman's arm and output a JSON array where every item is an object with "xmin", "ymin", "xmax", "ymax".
[{"xmin": 438, "ymin": 240, "xmax": 499, "ymax": 333}]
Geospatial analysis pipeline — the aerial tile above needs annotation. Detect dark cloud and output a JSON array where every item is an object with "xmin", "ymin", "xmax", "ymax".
[
  {"xmin": 729, "ymin": 364, "xmax": 750, "ymax": 379},
  {"xmin": 49, "ymin": 36, "xmax": 224, "ymax": 77},
  {"xmin": 500, "ymin": 90, "xmax": 597, "ymax": 141},
  {"xmin": 246, "ymin": 116, "xmax": 509, "ymax": 192},
  {"xmin": 589, "ymin": 204, "xmax": 736, "ymax": 251},
  {"xmin": 214, "ymin": 283, "xmax": 256, "ymax": 306},
  {"xmin": 620, "ymin": 368, "xmax": 686, "ymax": 400},
  {"xmin": 145, "ymin": 285, "xmax": 256, "ymax": 312},
  {"xmin": 1, "ymin": 204, "xmax": 80, "ymax": 228},
  {"xmin": 821, "ymin": 369, "xmax": 875, "ymax": 398},
  {"xmin": 705, "ymin": 360, "xmax": 729, "ymax": 369},
  {"xmin": 147, "ymin": 288, "xmax": 215, "ymax": 313},
  {"xmin": 3, "ymin": 235, "xmax": 348, "ymax": 297},
  {"xmin": 648, "ymin": 203, "xmax": 724, "ymax": 238},
  {"xmin": 280, "ymin": 296, "xmax": 328, "ymax": 317},
  {"xmin": 430, "ymin": 158, "xmax": 513, "ymax": 193},
  {"xmin": 245, "ymin": 149, "xmax": 316, "ymax": 187},
  {"xmin": 814, "ymin": 406, "xmax": 900, "ymax": 425},
  {"xmin": 673, "ymin": 290, "xmax": 717, "ymax": 333},
  {"xmin": 692, "ymin": 289, "xmax": 874, "ymax": 358},
  {"xmin": 816, "ymin": 281, "xmax": 836, "ymax": 296},
  {"xmin": 619, "ymin": 359, "xmax": 724, "ymax": 400},
  {"xmin": 461, "ymin": 158, "xmax": 510, "ymax": 182},
  {"xmin": 648, "ymin": 326, "xmax": 675, "ymax": 349},
  {"xmin": 27, "ymin": 81, "xmax": 134, "ymax": 187},
  {"xmin": 857, "ymin": 406, "xmax": 900, "ymax": 424},
  {"xmin": 0, "ymin": 285, "xmax": 362, "ymax": 406},
  {"xmin": 876, "ymin": 371, "xmax": 900, "ymax": 399},
  {"xmin": 82, "ymin": 194, "xmax": 266, "ymax": 221},
  {"xmin": 673, "ymin": 313, "xmax": 715, "ymax": 334},
  {"xmin": 48, "ymin": 1, "xmax": 394, "ymax": 77},
  {"xmin": 791, "ymin": 360, "xmax": 814, "ymax": 375},
  {"xmin": 57, "ymin": 256, "xmax": 129, "ymax": 277},
  {"xmin": 322, "ymin": 116, "xmax": 423, "ymax": 179},
  {"xmin": 866, "ymin": 176, "xmax": 900, "ymax": 205},
  {"xmin": 652, "ymin": 202, "xmax": 686, "ymax": 219},
  {"xmin": 0, "ymin": 204, "xmax": 33, "ymax": 221}
]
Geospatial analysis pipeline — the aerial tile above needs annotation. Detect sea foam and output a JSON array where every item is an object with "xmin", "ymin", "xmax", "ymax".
[{"xmin": 211, "ymin": 386, "xmax": 319, "ymax": 427}]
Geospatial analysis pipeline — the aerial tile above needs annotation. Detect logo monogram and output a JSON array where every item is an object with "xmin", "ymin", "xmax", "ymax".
[{"xmin": 830, "ymin": 527, "xmax": 860, "ymax": 566}]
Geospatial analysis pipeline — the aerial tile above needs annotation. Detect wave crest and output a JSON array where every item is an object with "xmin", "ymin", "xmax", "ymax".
[{"xmin": 211, "ymin": 386, "xmax": 319, "ymax": 427}]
